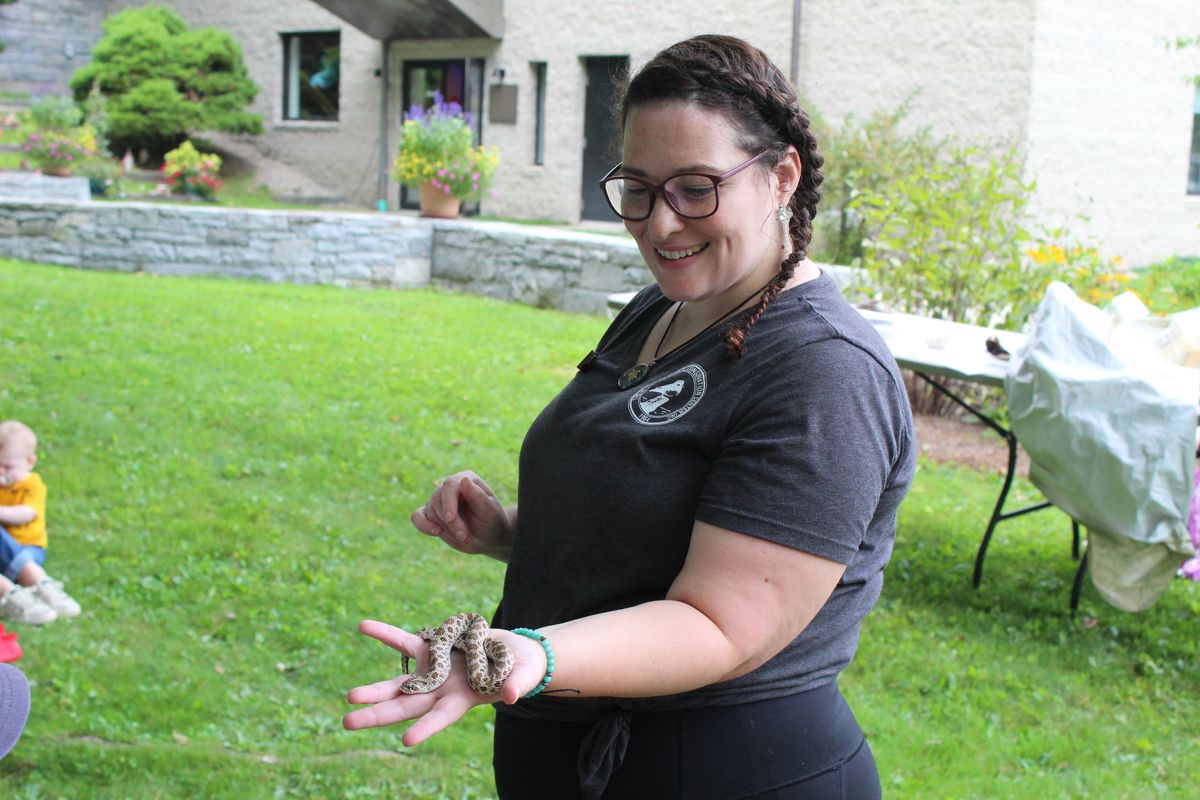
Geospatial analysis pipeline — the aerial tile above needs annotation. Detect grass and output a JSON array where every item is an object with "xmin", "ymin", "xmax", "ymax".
[{"xmin": 0, "ymin": 257, "xmax": 1197, "ymax": 798}]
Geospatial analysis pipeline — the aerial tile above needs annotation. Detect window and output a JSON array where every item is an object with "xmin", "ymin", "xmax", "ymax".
[
  {"xmin": 532, "ymin": 62, "xmax": 547, "ymax": 166},
  {"xmin": 1190, "ymin": 86, "xmax": 1200, "ymax": 195},
  {"xmin": 282, "ymin": 32, "xmax": 340, "ymax": 121}
]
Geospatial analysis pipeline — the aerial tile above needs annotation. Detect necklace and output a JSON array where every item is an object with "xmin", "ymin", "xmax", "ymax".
[{"xmin": 617, "ymin": 278, "xmax": 776, "ymax": 390}]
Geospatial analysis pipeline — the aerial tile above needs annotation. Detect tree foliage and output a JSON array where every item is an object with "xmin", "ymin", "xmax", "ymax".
[{"xmin": 68, "ymin": 4, "xmax": 261, "ymax": 158}]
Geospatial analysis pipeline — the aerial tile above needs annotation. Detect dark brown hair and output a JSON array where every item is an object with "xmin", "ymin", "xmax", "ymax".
[{"xmin": 618, "ymin": 35, "xmax": 824, "ymax": 358}]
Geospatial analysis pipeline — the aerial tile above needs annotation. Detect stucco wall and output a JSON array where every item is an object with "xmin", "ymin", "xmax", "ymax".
[
  {"xmin": 458, "ymin": 0, "xmax": 794, "ymax": 223},
  {"xmin": 1025, "ymin": 0, "xmax": 1200, "ymax": 266},
  {"xmin": 799, "ymin": 0, "xmax": 1038, "ymax": 148},
  {"xmin": 107, "ymin": 0, "xmax": 385, "ymax": 205},
  {"xmin": 0, "ymin": 0, "xmax": 106, "ymax": 96}
]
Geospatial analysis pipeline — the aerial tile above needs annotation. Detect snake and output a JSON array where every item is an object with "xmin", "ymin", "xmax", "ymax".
[{"xmin": 399, "ymin": 612, "xmax": 514, "ymax": 695}]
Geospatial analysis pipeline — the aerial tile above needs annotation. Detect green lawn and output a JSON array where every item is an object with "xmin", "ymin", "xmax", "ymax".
[{"xmin": 0, "ymin": 258, "xmax": 1196, "ymax": 799}]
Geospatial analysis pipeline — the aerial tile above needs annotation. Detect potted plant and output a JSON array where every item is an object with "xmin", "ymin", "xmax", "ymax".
[
  {"xmin": 22, "ymin": 125, "xmax": 98, "ymax": 176},
  {"xmin": 160, "ymin": 140, "xmax": 224, "ymax": 200},
  {"xmin": 392, "ymin": 91, "xmax": 499, "ymax": 218}
]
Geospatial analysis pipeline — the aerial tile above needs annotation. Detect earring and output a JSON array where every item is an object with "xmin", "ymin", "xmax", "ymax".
[{"xmin": 776, "ymin": 203, "xmax": 792, "ymax": 235}]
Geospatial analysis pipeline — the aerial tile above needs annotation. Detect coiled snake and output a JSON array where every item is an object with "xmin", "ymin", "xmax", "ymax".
[{"xmin": 400, "ymin": 613, "xmax": 514, "ymax": 695}]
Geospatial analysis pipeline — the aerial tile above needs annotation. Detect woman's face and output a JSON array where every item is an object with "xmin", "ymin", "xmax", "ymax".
[{"xmin": 620, "ymin": 102, "xmax": 794, "ymax": 311}]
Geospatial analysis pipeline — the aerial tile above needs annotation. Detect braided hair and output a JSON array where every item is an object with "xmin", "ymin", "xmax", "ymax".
[{"xmin": 618, "ymin": 35, "xmax": 824, "ymax": 358}]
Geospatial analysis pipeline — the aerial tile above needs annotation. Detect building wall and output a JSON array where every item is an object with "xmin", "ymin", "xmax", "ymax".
[
  {"xmin": 799, "ymin": 0, "xmax": 1038, "ymax": 148},
  {"xmin": 107, "ymin": 0, "xmax": 385, "ymax": 204},
  {"xmin": 1025, "ymin": 0, "xmax": 1200, "ymax": 266},
  {"xmin": 0, "ymin": 0, "xmax": 106, "ymax": 96}
]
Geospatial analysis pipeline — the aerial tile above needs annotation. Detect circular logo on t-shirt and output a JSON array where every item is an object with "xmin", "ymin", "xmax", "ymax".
[{"xmin": 628, "ymin": 364, "xmax": 707, "ymax": 425}]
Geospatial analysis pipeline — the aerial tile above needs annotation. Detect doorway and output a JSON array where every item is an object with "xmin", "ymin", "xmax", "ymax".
[
  {"xmin": 400, "ymin": 59, "xmax": 485, "ymax": 211},
  {"xmin": 580, "ymin": 56, "xmax": 629, "ymax": 221}
]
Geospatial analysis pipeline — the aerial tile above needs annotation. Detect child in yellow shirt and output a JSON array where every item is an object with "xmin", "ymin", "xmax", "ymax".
[{"xmin": 0, "ymin": 420, "xmax": 80, "ymax": 624}]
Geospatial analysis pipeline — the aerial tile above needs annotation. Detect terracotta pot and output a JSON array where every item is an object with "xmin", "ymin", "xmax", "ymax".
[
  {"xmin": 43, "ymin": 166, "xmax": 73, "ymax": 177},
  {"xmin": 417, "ymin": 182, "xmax": 462, "ymax": 219}
]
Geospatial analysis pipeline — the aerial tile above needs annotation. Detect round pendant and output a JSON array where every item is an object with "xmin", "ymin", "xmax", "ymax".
[{"xmin": 618, "ymin": 363, "xmax": 650, "ymax": 390}]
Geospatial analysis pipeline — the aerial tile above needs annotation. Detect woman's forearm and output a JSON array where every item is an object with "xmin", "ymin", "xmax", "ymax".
[{"xmin": 534, "ymin": 600, "xmax": 750, "ymax": 699}]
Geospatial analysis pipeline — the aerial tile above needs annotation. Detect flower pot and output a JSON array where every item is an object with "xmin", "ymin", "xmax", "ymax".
[{"xmin": 418, "ymin": 182, "xmax": 462, "ymax": 219}]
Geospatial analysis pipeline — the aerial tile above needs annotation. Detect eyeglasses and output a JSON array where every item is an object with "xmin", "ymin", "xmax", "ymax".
[{"xmin": 598, "ymin": 151, "xmax": 770, "ymax": 221}]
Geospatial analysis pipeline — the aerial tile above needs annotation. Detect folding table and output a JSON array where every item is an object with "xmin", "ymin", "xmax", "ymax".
[{"xmin": 856, "ymin": 308, "xmax": 1086, "ymax": 608}]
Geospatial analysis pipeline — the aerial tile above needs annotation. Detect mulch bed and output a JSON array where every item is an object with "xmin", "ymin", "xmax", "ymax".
[{"xmin": 913, "ymin": 412, "xmax": 1030, "ymax": 476}]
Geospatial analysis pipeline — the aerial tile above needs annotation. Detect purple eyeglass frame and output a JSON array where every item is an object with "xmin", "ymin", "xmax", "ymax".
[{"xmin": 598, "ymin": 150, "xmax": 770, "ymax": 221}]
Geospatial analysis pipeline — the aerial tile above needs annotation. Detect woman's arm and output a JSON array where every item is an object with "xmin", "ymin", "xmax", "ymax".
[
  {"xmin": 536, "ymin": 519, "xmax": 845, "ymax": 697},
  {"xmin": 345, "ymin": 519, "xmax": 845, "ymax": 744}
]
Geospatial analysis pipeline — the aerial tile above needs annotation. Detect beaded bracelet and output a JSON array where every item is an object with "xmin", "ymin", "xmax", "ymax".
[{"xmin": 511, "ymin": 627, "xmax": 554, "ymax": 698}]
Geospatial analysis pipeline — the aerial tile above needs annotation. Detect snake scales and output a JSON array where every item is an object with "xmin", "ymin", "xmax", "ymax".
[{"xmin": 400, "ymin": 612, "xmax": 514, "ymax": 695}]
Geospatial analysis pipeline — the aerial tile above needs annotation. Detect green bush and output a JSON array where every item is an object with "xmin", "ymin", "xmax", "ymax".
[
  {"xmin": 69, "ymin": 3, "xmax": 262, "ymax": 158},
  {"xmin": 161, "ymin": 139, "xmax": 223, "ymax": 198},
  {"xmin": 810, "ymin": 102, "xmax": 942, "ymax": 267},
  {"xmin": 1128, "ymin": 256, "xmax": 1200, "ymax": 313},
  {"xmin": 28, "ymin": 94, "xmax": 82, "ymax": 131}
]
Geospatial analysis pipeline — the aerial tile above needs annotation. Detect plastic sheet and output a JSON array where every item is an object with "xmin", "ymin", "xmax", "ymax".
[{"xmin": 1005, "ymin": 282, "xmax": 1199, "ymax": 611}]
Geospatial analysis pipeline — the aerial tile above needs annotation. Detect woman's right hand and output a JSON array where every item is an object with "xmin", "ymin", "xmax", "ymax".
[{"xmin": 411, "ymin": 471, "xmax": 513, "ymax": 559}]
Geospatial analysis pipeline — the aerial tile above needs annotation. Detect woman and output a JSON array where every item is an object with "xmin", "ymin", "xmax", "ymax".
[{"xmin": 344, "ymin": 34, "xmax": 915, "ymax": 799}]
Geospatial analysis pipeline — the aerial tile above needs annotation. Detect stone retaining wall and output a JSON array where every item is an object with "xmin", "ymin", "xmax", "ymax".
[
  {"xmin": 0, "ymin": 172, "xmax": 90, "ymax": 202},
  {"xmin": 430, "ymin": 220, "xmax": 651, "ymax": 314},
  {"xmin": 0, "ymin": 200, "xmax": 432, "ymax": 288},
  {"xmin": 0, "ymin": 199, "xmax": 655, "ymax": 313}
]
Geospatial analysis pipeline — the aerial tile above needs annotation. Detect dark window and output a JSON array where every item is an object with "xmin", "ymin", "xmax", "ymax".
[
  {"xmin": 282, "ymin": 32, "xmax": 340, "ymax": 121},
  {"xmin": 532, "ymin": 62, "xmax": 547, "ymax": 166},
  {"xmin": 1189, "ymin": 87, "xmax": 1200, "ymax": 195}
]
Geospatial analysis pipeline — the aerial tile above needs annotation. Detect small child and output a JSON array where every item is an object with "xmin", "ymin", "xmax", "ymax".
[{"xmin": 0, "ymin": 420, "xmax": 80, "ymax": 624}]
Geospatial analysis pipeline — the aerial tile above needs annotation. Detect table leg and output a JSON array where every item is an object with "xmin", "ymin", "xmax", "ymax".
[
  {"xmin": 912, "ymin": 372, "xmax": 1054, "ymax": 587},
  {"xmin": 1070, "ymin": 548, "xmax": 1089, "ymax": 614}
]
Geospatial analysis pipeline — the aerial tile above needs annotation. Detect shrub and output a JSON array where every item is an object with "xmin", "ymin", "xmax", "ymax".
[
  {"xmin": 392, "ymin": 91, "xmax": 499, "ymax": 201},
  {"xmin": 810, "ymin": 102, "xmax": 942, "ymax": 267},
  {"xmin": 161, "ymin": 140, "xmax": 223, "ymax": 198},
  {"xmin": 27, "ymin": 94, "xmax": 82, "ymax": 131},
  {"xmin": 69, "ymin": 4, "xmax": 261, "ymax": 158},
  {"xmin": 1127, "ymin": 256, "xmax": 1200, "ymax": 313}
]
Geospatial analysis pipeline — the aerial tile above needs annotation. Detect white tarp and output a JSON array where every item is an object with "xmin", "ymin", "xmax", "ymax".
[{"xmin": 1005, "ymin": 282, "xmax": 1199, "ymax": 611}]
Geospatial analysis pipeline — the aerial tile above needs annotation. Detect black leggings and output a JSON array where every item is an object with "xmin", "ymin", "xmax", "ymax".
[{"xmin": 493, "ymin": 682, "xmax": 882, "ymax": 800}]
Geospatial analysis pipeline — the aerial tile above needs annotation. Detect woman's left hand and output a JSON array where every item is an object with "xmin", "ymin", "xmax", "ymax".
[{"xmin": 342, "ymin": 619, "xmax": 548, "ymax": 746}]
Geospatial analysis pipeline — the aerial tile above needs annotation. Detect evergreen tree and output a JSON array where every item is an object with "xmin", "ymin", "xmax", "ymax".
[{"xmin": 69, "ymin": 4, "xmax": 262, "ymax": 157}]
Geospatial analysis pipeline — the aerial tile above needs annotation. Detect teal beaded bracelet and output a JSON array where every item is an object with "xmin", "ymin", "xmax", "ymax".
[{"xmin": 511, "ymin": 627, "xmax": 554, "ymax": 698}]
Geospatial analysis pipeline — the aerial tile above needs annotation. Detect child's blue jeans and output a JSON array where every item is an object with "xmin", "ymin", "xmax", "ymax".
[{"xmin": 0, "ymin": 525, "xmax": 46, "ymax": 581}]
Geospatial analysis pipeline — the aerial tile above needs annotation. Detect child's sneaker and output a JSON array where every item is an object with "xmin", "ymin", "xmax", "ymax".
[
  {"xmin": 34, "ymin": 579, "xmax": 81, "ymax": 618},
  {"xmin": 0, "ymin": 587, "xmax": 57, "ymax": 625}
]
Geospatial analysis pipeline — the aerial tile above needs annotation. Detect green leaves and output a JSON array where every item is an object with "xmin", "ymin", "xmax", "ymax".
[{"xmin": 68, "ymin": 3, "xmax": 261, "ymax": 157}]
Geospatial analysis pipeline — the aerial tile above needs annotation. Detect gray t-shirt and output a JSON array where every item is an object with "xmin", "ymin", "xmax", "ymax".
[{"xmin": 495, "ymin": 272, "xmax": 915, "ymax": 714}]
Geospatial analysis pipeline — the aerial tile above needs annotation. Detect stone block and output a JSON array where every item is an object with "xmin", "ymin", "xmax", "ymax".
[
  {"xmin": 270, "ymin": 238, "xmax": 314, "ymax": 267},
  {"xmin": 207, "ymin": 228, "xmax": 251, "ymax": 247},
  {"xmin": 378, "ymin": 257, "xmax": 430, "ymax": 288},
  {"xmin": 582, "ymin": 260, "xmax": 632, "ymax": 290},
  {"xmin": 562, "ymin": 288, "xmax": 610, "ymax": 316}
]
